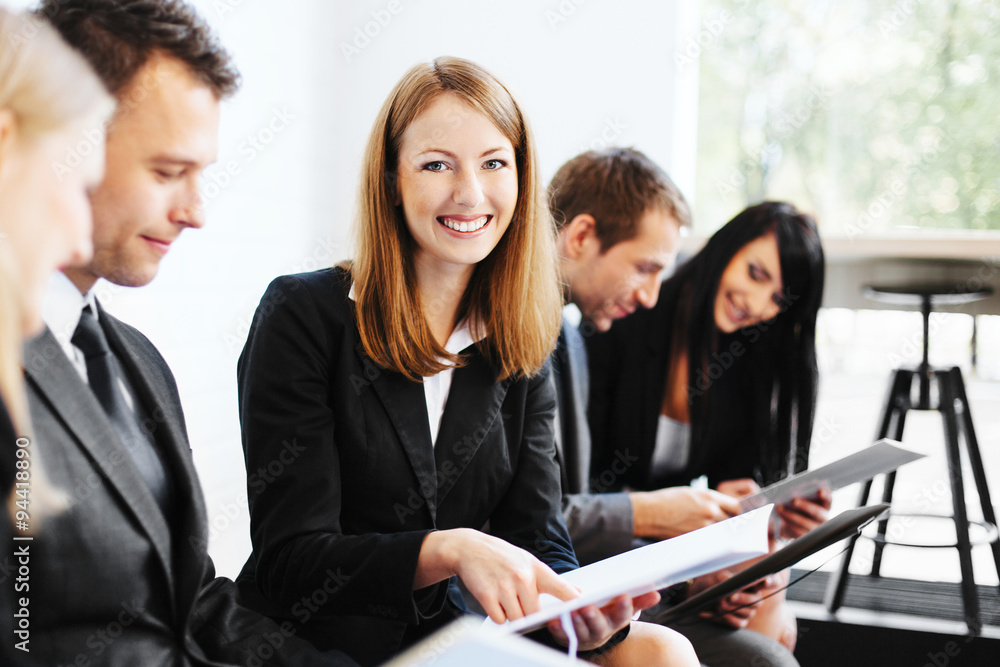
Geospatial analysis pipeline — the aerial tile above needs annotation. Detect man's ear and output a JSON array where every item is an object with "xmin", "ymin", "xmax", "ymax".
[{"xmin": 561, "ymin": 213, "xmax": 599, "ymax": 259}]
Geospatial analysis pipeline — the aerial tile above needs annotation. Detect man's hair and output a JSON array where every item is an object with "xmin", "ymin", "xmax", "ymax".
[
  {"xmin": 548, "ymin": 147, "xmax": 690, "ymax": 251},
  {"xmin": 36, "ymin": 0, "xmax": 240, "ymax": 99}
]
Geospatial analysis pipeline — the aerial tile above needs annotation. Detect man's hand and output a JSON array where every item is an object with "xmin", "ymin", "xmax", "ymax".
[{"xmin": 630, "ymin": 487, "xmax": 741, "ymax": 539}]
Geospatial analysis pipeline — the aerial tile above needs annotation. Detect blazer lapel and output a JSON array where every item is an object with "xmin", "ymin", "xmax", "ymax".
[
  {"xmin": 433, "ymin": 350, "xmax": 509, "ymax": 506},
  {"xmin": 23, "ymin": 327, "xmax": 176, "ymax": 591},
  {"xmin": 360, "ymin": 346, "xmax": 440, "ymax": 523},
  {"xmin": 99, "ymin": 310, "xmax": 208, "ymax": 620}
]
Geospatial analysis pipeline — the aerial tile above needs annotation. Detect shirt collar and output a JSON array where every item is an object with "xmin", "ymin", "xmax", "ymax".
[
  {"xmin": 41, "ymin": 272, "xmax": 98, "ymax": 345},
  {"xmin": 562, "ymin": 302, "xmax": 583, "ymax": 328}
]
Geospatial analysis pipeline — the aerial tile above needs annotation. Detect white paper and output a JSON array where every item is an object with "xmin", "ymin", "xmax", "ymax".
[
  {"xmin": 385, "ymin": 617, "xmax": 588, "ymax": 666},
  {"xmin": 740, "ymin": 439, "xmax": 924, "ymax": 512},
  {"xmin": 491, "ymin": 504, "xmax": 773, "ymax": 634}
]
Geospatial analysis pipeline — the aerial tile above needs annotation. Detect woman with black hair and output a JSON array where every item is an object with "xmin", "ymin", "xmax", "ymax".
[{"xmin": 586, "ymin": 201, "xmax": 829, "ymax": 660}]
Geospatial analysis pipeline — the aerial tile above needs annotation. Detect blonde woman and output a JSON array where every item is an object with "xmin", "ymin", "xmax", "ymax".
[
  {"xmin": 236, "ymin": 58, "xmax": 696, "ymax": 666},
  {"xmin": 0, "ymin": 6, "xmax": 113, "ymax": 664}
]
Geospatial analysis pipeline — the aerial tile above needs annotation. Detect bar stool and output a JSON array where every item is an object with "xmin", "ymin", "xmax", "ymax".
[{"xmin": 824, "ymin": 283, "xmax": 1000, "ymax": 634}]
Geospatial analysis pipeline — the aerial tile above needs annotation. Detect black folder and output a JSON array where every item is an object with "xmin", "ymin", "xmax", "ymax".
[{"xmin": 650, "ymin": 503, "xmax": 891, "ymax": 624}]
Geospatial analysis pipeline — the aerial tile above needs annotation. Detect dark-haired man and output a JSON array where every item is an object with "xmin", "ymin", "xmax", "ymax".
[
  {"xmin": 549, "ymin": 147, "xmax": 740, "ymax": 566},
  {"xmin": 23, "ymin": 1, "xmax": 354, "ymax": 664},
  {"xmin": 550, "ymin": 148, "xmax": 799, "ymax": 667}
]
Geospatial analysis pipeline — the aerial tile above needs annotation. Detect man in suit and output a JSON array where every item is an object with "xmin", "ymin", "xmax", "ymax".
[
  {"xmin": 550, "ymin": 148, "xmax": 741, "ymax": 565},
  {"xmin": 23, "ymin": 1, "xmax": 355, "ymax": 664},
  {"xmin": 550, "ymin": 148, "xmax": 799, "ymax": 667}
]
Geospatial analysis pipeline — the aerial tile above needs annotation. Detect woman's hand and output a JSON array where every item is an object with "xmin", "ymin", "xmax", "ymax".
[
  {"xmin": 691, "ymin": 569, "xmax": 779, "ymax": 629},
  {"xmin": 417, "ymin": 529, "xmax": 580, "ymax": 623},
  {"xmin": 775, "ymin": 487, "xmax": 831, "ymax": 539},
  {"xmin": 547, "ymin": 592, "xmax": 661, "ymax": 652}
]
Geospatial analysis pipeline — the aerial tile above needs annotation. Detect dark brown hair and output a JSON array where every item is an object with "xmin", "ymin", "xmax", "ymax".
[
  {"xmin": 548, "ymin": 147, "xmax": 690, "ymax": 251},
  {"xmin": 36, "ymin": 0, "xmax": 240, "ymax": 99}
]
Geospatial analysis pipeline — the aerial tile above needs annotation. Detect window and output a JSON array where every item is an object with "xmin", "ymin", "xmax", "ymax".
[{"xmin": 694, "ymin": 0, "xmax": 1000, "ymax": 236}]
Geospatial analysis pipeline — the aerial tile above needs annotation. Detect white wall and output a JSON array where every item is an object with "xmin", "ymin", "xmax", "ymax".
[{"xmin": 9, "ymin": 0, "xmax": 690, "ymax": 576}]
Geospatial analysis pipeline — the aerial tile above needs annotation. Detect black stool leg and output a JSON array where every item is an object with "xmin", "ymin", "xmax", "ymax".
[
  {"xmin": 825, "ymin": 369, "xmax": 910, "ymax": 612},
  {"xmin": 870, "ymin": 470, "xmax": 898, "ymax": 578},
  {"xmin": 950, "ymin": 367, "xmax": 1000, "ymax": 588},
  {"xmin": 871, "ymin": 376, "xmax": 913, "ymax": 578},
  {"xmin": 939, "ymin": 370, "xmax": 982, "ymax": 634}
]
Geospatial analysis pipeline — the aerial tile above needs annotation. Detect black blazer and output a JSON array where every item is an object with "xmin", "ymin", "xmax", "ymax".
[
  {"xmin": 586, "ymin": 278, "xmax": 760, "ymax": 492},
  {"xmin": 235, "ymin": 268, "xmax": 577, "ymax": 666},
  {"xmin": 23, "ymin": 304, "xmax": 353, "ymax": 666}
]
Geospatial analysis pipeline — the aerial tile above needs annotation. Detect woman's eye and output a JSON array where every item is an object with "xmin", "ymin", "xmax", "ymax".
[
  {"xmin": 422, "ymin": 161, "xmax": 447, "ymax": 172},
  {"xmin": 749, "ymin": 264, "xmax": 763, "ymax": 281},
  {"xmin": 483, "ymin": 159, "xmax": 505, "ymax": 170},
  {"xmin": 156, "ymin": 170, "xmax": 182, "ymax": 180}
]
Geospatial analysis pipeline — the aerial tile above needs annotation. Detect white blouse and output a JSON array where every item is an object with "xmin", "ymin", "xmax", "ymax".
[{"xmin": 349, "ymin": 283, "xmax": 482, "ymax": 447}]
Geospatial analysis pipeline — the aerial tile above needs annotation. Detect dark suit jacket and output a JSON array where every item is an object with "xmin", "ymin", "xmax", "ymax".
[
  {"xmin": 235, "ymin": 268, "xmax": 578, "ymax": 666},
  {"xmin": 23, "ymin": 302, "xmax": 354, "ymax": 666},
  {"xmin": 551, "ymin": 320, "xmax": 634, "ymax": 565},
  {"xmin": 586, "ymin": 279, "xmax": 759, "ymax": 492}
]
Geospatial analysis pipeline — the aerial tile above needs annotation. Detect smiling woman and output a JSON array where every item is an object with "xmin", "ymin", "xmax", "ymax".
[
  {"xmin": 233, "ymin": 56, "xmax": 681, "ymax": 665},
  {"xmin": 586, "ymin": 201, "xmax": 826, "ymax": 656}
]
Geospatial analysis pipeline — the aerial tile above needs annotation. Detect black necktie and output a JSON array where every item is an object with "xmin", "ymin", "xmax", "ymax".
[{"xmin": 72, "ymin": 306, "xmax": 174, "ymax": 516}]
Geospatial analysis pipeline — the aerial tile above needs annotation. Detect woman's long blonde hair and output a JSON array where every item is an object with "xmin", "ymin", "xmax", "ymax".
[
  {"xmin": 352, "ymin": 56, "xmax": 562, "ymax": 381},
  {"xmin": 0, "ymin": 9, "xmax": 112, "ymax": 525}
]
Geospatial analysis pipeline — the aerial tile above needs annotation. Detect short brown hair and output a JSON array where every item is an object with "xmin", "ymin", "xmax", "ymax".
[
  {"xmin": 548, "ymin": 147, "xmax": 690, "ymax": 251},
  {"xmin": 352, "ymin": 56, "xmax": 562, "ymax": 381},
  {"xmin": 36, "ymin": 0, "xmax": 240, "ymax": 99}
]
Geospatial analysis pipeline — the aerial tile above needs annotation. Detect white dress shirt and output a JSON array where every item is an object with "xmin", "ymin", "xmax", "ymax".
[
  {"xmin": 40, "ymin": 272, "xmax": 99, "ymax": 383},
  {"xmin": 40, "ymin": 272, "xmax": 137, "ymax": 413},
  {"xmin": 348, "ymin": 283, "xmax": 483, "ymax": 447}
]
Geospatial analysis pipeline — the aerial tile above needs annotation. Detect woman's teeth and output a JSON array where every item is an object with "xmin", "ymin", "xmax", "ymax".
[{"xmin": 439, "ymin": 216, "xmax": 489, "ymax": 233}]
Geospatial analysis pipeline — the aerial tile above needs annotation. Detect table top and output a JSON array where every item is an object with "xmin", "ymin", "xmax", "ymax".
[{"xmin": 863, "ymin": 283, "xmax": 995, "ymax": 307}]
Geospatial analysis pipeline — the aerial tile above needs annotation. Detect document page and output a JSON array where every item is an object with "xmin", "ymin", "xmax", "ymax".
[
  {"xmin": 494, "ymin": 505, "xmax": 773, "ymax": 634},
  {"xmin": 740, "ymin": 439, "xmax": 924, "ymax": 512}
]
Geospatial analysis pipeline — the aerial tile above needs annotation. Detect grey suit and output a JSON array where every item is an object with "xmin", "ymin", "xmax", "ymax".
[
  {"xmin": 23, "ymin": 301, "xmax": 354, "ymax": 666},
  {"xmin": 551, "ymin": 319, "xmax": 634, "ymax": 565}
]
